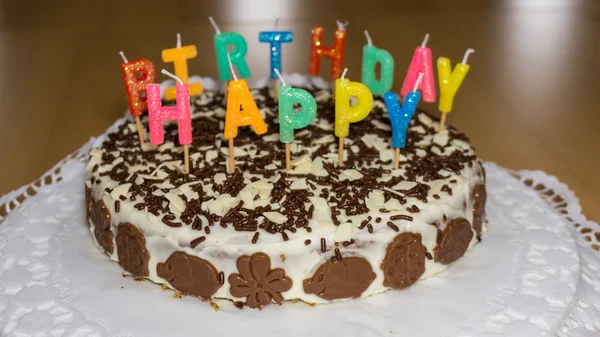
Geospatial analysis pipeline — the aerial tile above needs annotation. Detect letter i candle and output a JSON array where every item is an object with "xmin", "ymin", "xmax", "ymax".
[
  {"xmin": 119, "ymin": 51, "xmax": 156, "ymax": 145},
  {"xmin": 224, "ymin": 54, "xmax": 268, "ymax": 173},
  {"xmin": 146, "ymin": 70, "xmax": 192, "ymax": 174},
  {"xmin": 335, "ymin": 68, "xmax": 374, "ymax": 167},
  {"xmin": 384, "ymin": 73, "xmax": 424, "ymax": 169},
  {"xmin": 259, "ymin": 18, "xmax": 293, "ymax": 101},
  {"xmin": 275, "ymin": 69, "xmax": 317, "ymax": 171},
  {"xmin": 437, "ymin": 48, "xmax": 474, "ymax": 132}
]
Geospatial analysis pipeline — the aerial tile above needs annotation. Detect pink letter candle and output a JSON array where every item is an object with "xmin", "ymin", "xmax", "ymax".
[
  {"xmin": 147, "ymin": 70, "xmax": 192, "ymax": 173},
  {"xmin": 400, "ymin": 34, "xmax": 436, "ymax": 102}
]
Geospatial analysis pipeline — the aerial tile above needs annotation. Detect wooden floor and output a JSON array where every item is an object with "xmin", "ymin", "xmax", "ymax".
[{"xmin": 0, "ymin": 0, "xmax": 598, "ymax": 221}]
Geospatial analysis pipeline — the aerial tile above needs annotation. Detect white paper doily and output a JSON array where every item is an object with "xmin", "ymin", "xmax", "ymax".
[{"xmin": 1, "ymin": 76, "xmax": 599, "ymax": 336}]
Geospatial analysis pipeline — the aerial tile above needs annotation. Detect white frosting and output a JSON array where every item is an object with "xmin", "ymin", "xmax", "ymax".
[{"xmin": 87, "ymin": 88, "xmax": 486, "ymax": 306}]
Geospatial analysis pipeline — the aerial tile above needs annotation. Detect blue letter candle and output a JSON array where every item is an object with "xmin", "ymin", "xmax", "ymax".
[
  {"xmin": 259, "ymin": 31, "xmax": 294, "ymax": 79},
  {"xmin": 384, "ymin": 92, "xmax": 421, "ymax": 149}
]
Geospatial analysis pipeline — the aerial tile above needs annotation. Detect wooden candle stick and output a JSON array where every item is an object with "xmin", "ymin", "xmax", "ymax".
[
  {"xmin": 338, "ymin": 137, "xmax": 344, "ymax": 167},
  {"xmin": 285, "ymin": 143, "xmax": 291, "ymax": 171},
  {"xmin": 394, "ymin": 148, "xmax": 400, "ymax": 170},
  {"xmin": 135, "ymin": 116, "xmax": 145, "ymax": 145},
  {"xmin": 184, "ymin": 144, "xmax": 190, "ymax": 174},
  {"xmin": 229, "ymin": 138, "xmax": 235, "ymax": 173}
]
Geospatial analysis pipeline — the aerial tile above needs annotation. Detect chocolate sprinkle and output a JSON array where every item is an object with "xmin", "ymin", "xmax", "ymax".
[
  {"xmin": 390, "ymin": 215, "xmax": 414, "ymax": 221},
  {"xmin": 190, "ymin": 236, "xmax": 206, "ymax": 248},
  {"xmin": 334, "ymin": 248, "xmax": 343, "ymax": 261},
  {"xmin": 386, "ymin": 222, "xmax": 399, "ymax": 232},
  {"xmin": 252, "ymin": 232, "xmax": 260, "ymax": 244},
  {"xmin": 321, "ymin": 238, "xmax": 326, "ymax": 253}
]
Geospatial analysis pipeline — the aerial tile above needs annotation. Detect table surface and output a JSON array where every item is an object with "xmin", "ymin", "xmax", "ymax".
[{"xmin": 0, "ymin": 0, "xmax": 598, "ymax": 222}]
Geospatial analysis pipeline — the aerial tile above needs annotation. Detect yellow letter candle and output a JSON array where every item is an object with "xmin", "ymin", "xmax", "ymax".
[
  {"xmin": 335, "ymin": 68, "xmax": 374, "ymax": 166},
  {"xmin": 437, "ymin": 48, "xmax": 474, "ymax": 132},
  {"xmin": 162, "ymin": 33, "xmax": 203, "ymax": 100}
]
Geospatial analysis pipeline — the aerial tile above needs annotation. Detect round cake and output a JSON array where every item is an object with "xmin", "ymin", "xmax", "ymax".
[{"xmin": 85, "ymin": 86, "xmax": 486, "ymax": 308}]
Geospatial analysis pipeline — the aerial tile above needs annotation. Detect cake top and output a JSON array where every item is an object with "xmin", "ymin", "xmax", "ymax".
[{"xmin": 87, "ymin": 87, "xmax": 480, "ymax": 246}]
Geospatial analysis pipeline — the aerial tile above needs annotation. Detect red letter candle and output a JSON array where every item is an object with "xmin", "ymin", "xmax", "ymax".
[
  {"xmin": 400, "ymin": 34, "xmax": 436, "ymax": 103},
  {"xmin": 120, "ymin": 51, "xmax": 156, "ymax": 145},
  {"xmin": 147, "ymin": 70, "xmax": 193, "ymax": 173},
  {"xmin": 309, "ymin": 20, "xmax": 348, "ymax": 80}
]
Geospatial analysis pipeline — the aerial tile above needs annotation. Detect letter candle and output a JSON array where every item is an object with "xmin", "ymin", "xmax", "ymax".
[
  {"xmin": 362, "ymin": 30, "xmax": 394, "ymax": 95},
  {"xmin": 146, "ymin": 70, "xmax": 192, "ymax": 173},
  {"xmin": 309, "ymin": 20, "xmax": 348, "ymax": 80},
  {"xmin": 161, "ymin": 33, "xmax": 203, "ymax": 100},
  {"xmin": 224, "ymin": 54, "xmax": 268, "ymax": 173},
  {"xmin": 275, "ymin": 69, "xmax": 317, "ymax": 171},
  {"xmin": 259, "ymin": 18, "xmax": 293, "ymax": 101},
  {"xmin": 400, "ymin": 34, "xmax": 436, "ymax": 103},
  {"xmin": 437, "ymin": 48, "xmax": 474, "ymax": 132},
  {"xmin": 384, "ymin": 73, "xmax": 424, "ymax": 169},
  {"xmin": 335, "ymin": 68, "xmax": 374, "ymax": 167},
  {"xmin": 119, "ymin": 51, "xmax": 156, "ymax": 145},
  {"xmin": 209, "ymin": 16, "xmax": 251, "ymax": 101}
]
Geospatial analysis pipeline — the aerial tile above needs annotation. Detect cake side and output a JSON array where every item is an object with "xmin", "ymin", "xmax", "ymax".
[{"xmin": 85, "ymin": 87, "xmax": 486, "ymax": 307}]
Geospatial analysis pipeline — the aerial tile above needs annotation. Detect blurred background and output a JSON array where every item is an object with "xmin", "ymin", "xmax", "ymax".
[{"xmin": 0, "ymin": 0, "xmax": 598, "ymax": 221}]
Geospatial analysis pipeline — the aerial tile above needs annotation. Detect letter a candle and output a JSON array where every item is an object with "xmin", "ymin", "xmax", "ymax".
[
  {"xmin": 335, "ymin": 68, "xmax": 374, "ymax": 167},
  {"xmin": 209, "ymin": 16, "xmax": 251, "ymax": 100},
  {"xmin": 146, "ymin": 70, "xmax": 193, "ymax": 173},
  {"xmin": 384, "ymin": 73, "xmax": 424, "ymax": 169},
  {"xmin": 275, "ymin": 69, "xmax": 317, "ymax": 171},
  {"xmin": 400, "ymin": 34, "xmax": 436, "ymax": 103},
  {"xmin": 437, "ymin": 48, "xmax": 474, "ymax": 132},
  {"xmin": 224, "ymin": 54, "xmax": 268, "ymax": 173},
  {"xmin": 119, "ymin": 51, "xmax": 156, "ymax": 145},
  {"xmin": 162, "ymin": 33, "xmax": 203, "ymax": 100}
]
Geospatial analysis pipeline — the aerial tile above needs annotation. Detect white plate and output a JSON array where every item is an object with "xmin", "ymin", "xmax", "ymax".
[{"xmin": 1, "ymin": 152, "xmax": 598, "ymax": 336}]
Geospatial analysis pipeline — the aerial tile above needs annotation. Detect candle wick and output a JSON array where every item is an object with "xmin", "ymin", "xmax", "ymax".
[
  {"xmin": 176, "ymin": 33, "xmax": 181, "ymax": 48},
  {"xmin": 462, "ymin": 48, "xmax": 475, "ymax": 65},
  {"xmin": 119, "ymin": 51, "xmax": 128, "ymax": 63},
  {"xmin": 364, "ymin": 30, "xmax": 373, "ymax": 46},
  {"xmin": 274, "ymin": 68, "xmax": 286, "ymax": 86},
  {"xmin": 274, "ymin": 17, "xmax": 279, "ymax": 30},
  {"xmin": 421, "ymin": 33, "xmax": 430, "ymax": 48},
  {"xmin": 336, "ymin": 20, "xmax": 349, "ymax": 31},
  {"xmin": 209, "ymin": 16, "xmax": 222, "ymax": 35},
  {"xmin": 162, "ymin": 69, "xmax": 184, "ymax": 85},
  {"xmin": 341, "ymin": 68, "xmax": 348, "ymax": 80},
  {"xmin": 413, "ymin": 73, "xmax": 424, "ymax": 92},
  {"xmin": 226, "ymin": 53, "xmax": 238, "ymax": 81}
]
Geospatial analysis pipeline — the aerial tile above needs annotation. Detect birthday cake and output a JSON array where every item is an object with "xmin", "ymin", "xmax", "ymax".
[{"xmin": 85, "ymin": 85, "xmax": 486, "ymax": 308}]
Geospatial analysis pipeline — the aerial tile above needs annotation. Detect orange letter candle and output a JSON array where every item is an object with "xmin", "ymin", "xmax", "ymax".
[
  {"xmin": 224, "ymin": 55, "xmax": 267, "ymax": 173},
  {"xmin": 119, "ymin": 51, "xmax": 156, "ymax": 145},
  {"xmin": 309, "ymin": 20, "xmax": 348, "ymax": 80},
  {"xmin": 162, "ymin": 34, "xmax": 203, "ymax": 100}
]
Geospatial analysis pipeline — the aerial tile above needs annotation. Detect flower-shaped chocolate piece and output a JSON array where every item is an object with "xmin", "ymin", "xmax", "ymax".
[{"xmin": 228, "ymin": 252, "xmax": 292, "ymax": 308}]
